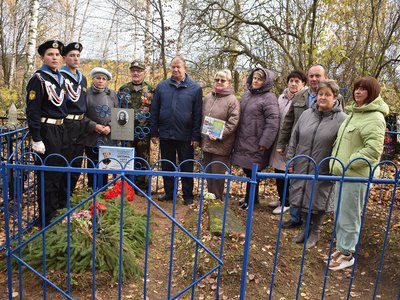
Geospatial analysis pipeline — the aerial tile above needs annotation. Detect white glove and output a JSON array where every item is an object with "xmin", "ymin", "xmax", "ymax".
[{"xmin": 32, "ymin": 141, "xmax": 46, "ymax": 154}]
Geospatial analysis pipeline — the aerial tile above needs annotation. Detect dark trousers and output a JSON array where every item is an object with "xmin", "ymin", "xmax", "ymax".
[
  {"xmin": 275, "ymin": 169, "xmax": 290, "ymax": 207},
  {"xmin": 36, "ymin": 123, "xmax": 68, "ymax": 225},
  {"xmin": 85, "ymin": 146, "xmax": 109, "ymax": 190},
  {"xmin": 160, "ymin": 139, "xmax": 194, "ymax": 200},
  {"xmin": 58, "ymin": 119, "xmax": 86, "ymax": 207},
  {"xmin": 124, "ymin": 138, "xmax": 150, "ymax": 189},
  {"xmin": 243, "ymin": 168, "xmax": 260, "ymax": 204},
  {"xmin": 202, "ymin": 151, "xmax": 229, "ymax": 199}
]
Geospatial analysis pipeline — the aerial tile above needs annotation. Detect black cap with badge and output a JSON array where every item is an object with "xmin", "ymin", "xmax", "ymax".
[
  {"xmin": 62, "ymin": 42, "xmax": 83, "ymax": 56},
  {"xmin": 38, "ymin": 40, "xmax": 64, "ymax": 56}
]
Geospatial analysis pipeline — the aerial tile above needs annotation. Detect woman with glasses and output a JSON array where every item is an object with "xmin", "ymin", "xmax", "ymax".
[
  {"xmin": 201, "ymin": 69, "xmax": 240, "ymax": 200},
  {"xmin": 84, "ymin": 67, "xmax": 118, "ymax": 189},
  {"xmin": 232, "ymin": 68, "xmax": 280, "ymax": 209}
]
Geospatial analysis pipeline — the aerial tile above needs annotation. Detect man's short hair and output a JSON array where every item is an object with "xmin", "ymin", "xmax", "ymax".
[
  {"xmin": 170, "ymin": 56, "xmax": 186, "ymax": 67},
  {"xmin": 309, "ymin": 64, "xmax": 328, "ymax": 78}
]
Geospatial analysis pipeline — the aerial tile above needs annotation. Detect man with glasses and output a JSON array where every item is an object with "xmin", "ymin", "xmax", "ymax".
[{"xmin": 118, "ymin": 60, "xmax": 154, "ymax": 189}]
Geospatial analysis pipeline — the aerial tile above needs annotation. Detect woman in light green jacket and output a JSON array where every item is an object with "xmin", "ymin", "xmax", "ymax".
[{"xmin": 328, "ymin": 76, "xmax": 389, "ymax": 271}]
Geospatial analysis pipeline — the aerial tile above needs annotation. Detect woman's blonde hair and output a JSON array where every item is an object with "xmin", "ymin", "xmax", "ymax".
[{"xmin": 214, "ymin": 69, "xmax": 232, "ymax": 81}]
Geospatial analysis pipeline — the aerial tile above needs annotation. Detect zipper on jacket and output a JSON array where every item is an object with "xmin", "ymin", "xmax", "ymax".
[
  {"xmin": 331, "ymin": 113, "xmax": 353, "ymax": 171},
  {"xmin": 300, "ymin": 112, "xmax": 323, "ymax": 205}
]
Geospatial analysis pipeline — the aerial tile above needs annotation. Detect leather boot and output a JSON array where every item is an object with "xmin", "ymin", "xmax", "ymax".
[
  {"xmin": 292, "ymin": 212, "xmax": 308, "ymax": 243},
  {"xmin": 306, "ymin": 213, "xmax": 324, "ymax": 248}
]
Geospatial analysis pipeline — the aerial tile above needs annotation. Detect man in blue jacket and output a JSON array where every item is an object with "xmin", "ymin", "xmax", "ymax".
[{"xmin": 150, "ymin": 56, "xmax": 203, "ymax": 205}]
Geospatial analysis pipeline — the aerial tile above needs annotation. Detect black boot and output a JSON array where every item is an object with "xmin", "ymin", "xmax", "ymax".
[
  {"xmin": 292, "ymin": 212, "xmax": 308, "ymax": 243},
  {"xmin": 306, "ymin": 213, "xmax": 324, "ymax": 248}
]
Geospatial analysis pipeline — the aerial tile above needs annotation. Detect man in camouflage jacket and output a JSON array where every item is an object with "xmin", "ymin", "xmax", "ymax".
[{"xmin": 118, "ymin": 60, "xmax": 154, "ymax": 189}]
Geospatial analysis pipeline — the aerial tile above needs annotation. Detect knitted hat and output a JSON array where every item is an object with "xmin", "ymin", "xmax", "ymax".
[{"xmin": 90, "ymin": 67, "xmax": 112, "ymax": 80}]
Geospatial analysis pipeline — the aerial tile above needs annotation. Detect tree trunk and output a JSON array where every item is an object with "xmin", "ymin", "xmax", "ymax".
[
  {"xmin": 176, "ymin": 0, "xmax": 187, "ymax": 55},
  {"xmin": 157, "ymin": 0, "xmax": 167, "ymax": 79},
  {"xmin": 144, "ymin": 0, "xmax": 152, "ymax": 67},
  {"xmin": 8, "ymin": 0, "xmax": 19, "ymax": 88},
  {"xmin": 77, "ymin": 0, "xmax": 91, "ymax": 42},
  {"xmin": 0, "ymin": 0, "xmax": 10, "ymax": 86},
  {"xmin": 307, "ymin": 0, "xmax": 319, "ymax": 68},
  {"xmin": 21, "ymin": 0, "xmax": 39, "ymax": 105}
]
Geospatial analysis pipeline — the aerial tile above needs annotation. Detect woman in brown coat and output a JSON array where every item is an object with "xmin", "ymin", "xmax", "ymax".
[{"xmin": 202, "ymin": 69, "xmax": 240, "ymax": 200}]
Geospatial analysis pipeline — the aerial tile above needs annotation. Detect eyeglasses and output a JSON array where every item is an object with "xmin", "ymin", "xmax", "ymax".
[
  {"xmin": 214, "ymin": 78, "xmax": 226, "ymax": 83},
  {"xmin": 131, "ymin": 69, "xmax": 144, "ymax": 73}
]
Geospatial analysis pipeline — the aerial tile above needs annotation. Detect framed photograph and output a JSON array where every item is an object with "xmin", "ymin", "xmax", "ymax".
[{"xmin": 111, "ymin": 108, "xmax": 134, "ymax": 140}]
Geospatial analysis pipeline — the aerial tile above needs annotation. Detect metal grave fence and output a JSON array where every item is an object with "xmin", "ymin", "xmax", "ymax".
[{"xmin": 1, "ymin": 125, "xmax": 399, "ymax": 299}]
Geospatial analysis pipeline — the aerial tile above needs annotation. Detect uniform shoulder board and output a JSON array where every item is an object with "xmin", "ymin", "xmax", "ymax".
[{"xmin": 34, "ymin": 72, "xmax": 45, "ymax": 82}]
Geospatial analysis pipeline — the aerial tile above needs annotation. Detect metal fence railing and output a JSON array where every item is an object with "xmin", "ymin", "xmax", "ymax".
[
  {"xmin": 2, "ymin": 156, "xmax": 399, "ymax": 299},
  {"xmin": 1, "ymin": 121, "xmax": 399, "ymax": 299}
]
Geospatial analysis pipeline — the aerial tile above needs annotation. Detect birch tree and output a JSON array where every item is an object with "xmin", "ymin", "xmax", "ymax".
[
  {"xmin": 21, "ymin": 0, "xmax": 39, "ymax": 103},
  {"xmin": 175, "ymin": 0, "xmax": 187, "ymax": 55}
]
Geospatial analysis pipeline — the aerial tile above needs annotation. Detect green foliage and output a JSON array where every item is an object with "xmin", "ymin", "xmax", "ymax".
[
  {"xmin": 381, "ymin": 85, "xmax": 400, "ymax": 114},
  {"xmin": 0, "ymin": 87, "xmax": 22, "ymax": 116},
  {"xmin": 17, "ymin": 189, "xmax": 150, "ymax": 283}
]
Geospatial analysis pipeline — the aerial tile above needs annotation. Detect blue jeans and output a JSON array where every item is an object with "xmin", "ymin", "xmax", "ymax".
[{"xmin": 290, "ymin": 207, "xmax": 302, "ymax": 223}]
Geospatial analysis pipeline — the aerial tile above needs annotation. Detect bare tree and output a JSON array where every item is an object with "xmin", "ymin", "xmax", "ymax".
[
  {"xmin": 77, "ymin": 0, "xmax": 91, "ymax": 42},
  {"xmin": 107, "ymin": 0, "xmax": 171, "ymax": 78},
  {"xmin": 0, "ymin": 0, "xmax": 28, "ymax": 89},
  {"xmin": 186, "ymin": 0, "xmax": 399, "ymax": 92},
  {"xmin": 8, "ymin": 0, "xmax": 19, "ymax": 88},
  {"xmin": 176, "ymin": 0, "xmax": 187, "ymax": 55},
  {"xmin": 143, "ymin": 0, "xmax": 153, "ymax": 66}
]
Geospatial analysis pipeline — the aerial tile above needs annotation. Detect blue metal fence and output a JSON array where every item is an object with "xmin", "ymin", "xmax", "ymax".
[
  {"xmin": 1, "ymin": 125, "xmax": 399, "ymax": 299},
  {"xmin": 0, "ymin": 124, "xmax": 34, "ymax": 252}
]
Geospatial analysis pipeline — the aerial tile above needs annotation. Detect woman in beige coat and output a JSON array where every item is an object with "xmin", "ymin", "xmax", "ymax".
[{"xmin": 201, "ymin": 69, "xmax": 240, "ymax": 200}]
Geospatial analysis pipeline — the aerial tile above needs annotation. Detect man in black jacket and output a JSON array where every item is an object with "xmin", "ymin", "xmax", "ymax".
[
  {"xmin": 59, "ymin": 42, "xmax": 87, "ymax": 206},
  {"xmin": 26, "ymin": 40, "xmax": 68, "ymax": 226}
]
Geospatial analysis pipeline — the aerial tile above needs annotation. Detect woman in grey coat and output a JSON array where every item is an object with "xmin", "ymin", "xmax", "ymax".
[
  {"xmin": 231, "ymin": 68, "xmax": 280, "ymax": 209},
  {"xmin": 286, "ymin": 79, "xmax": 347, "ymax": 248},
  {"xmin": 84, "ymin": 67, "xmax": 118, "ymax": 189}
]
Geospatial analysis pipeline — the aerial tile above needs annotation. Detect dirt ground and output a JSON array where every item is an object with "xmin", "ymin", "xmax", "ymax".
[{"xmin": 1, "ymin": 177, "xmax": 399, "ymax": 299}]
